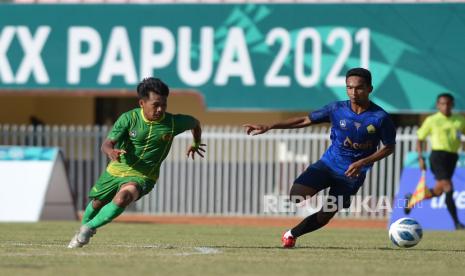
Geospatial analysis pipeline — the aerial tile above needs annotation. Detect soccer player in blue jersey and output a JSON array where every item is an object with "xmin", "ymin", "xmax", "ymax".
[{"xmin": 244, "ymin": 68, "xmax": 396, "ymax": 248}]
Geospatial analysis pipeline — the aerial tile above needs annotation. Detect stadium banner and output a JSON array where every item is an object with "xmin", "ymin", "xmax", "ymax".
[
  {"xmin": 390, "ymin": 152, "xmax": 465, "ymax": 231},
  {"xmin": 0, "ymin": 146, "xmax": 76, "ymax": 222},
  {"xmin": 1, "ymin": 4, "xmax": 465, "ymax": 112}
]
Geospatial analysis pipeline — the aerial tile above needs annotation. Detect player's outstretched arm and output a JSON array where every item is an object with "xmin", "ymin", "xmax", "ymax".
[
  {"xmin": 243, "ymin": 116, "xmax": 312, "ymax": 136},
  {"xmin": 187, "ymin": 119, "xmax": 206, "ymax": 160},
  {"xmin": 101, "ymin": 139, "xmax": 126, "ymax": 162},
  {"xmin": 345, "ymin": 144, "xmax": 395, "ymax": 177}
]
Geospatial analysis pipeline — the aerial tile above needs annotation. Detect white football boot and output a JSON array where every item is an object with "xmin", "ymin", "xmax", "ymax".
[{"xmin": 67, "ymin": 225, "xmax": 96, "ymax": 248}]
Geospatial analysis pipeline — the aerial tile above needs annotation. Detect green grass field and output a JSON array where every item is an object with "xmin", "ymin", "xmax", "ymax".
[{"xmin": 1, "ymin": 221, "xmax": 465, "ymax": 276}]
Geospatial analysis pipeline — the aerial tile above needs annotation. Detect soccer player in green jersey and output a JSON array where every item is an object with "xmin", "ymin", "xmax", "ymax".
[
  {"xmin": 68, "ymin": 77, "xmax": 206, "ymax": 248},
  {"xmin": 405, "ymin": 93, "xmax": 465, "ymax": 229}
]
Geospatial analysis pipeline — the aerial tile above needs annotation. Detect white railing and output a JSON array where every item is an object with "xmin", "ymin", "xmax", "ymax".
[{"xmin": 0, "ymin": 124, "xmax": 420, "ymax": 218}]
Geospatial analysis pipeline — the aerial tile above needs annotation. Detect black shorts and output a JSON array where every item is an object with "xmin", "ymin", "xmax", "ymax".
[
  {"xmin": 294, "ymin": 160, "xmax": 366, "ymax": 209},
  {"xmin": 429, "ymin": 151, "xmax": 458, "ymax": 180}
]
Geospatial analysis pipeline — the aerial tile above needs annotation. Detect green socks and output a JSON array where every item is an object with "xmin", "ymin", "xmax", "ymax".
[
  {"xmin": 86, "ymin": 202, "xmax": 125, "ymax": 229},
  {"xmin": 81, "ymin": 202, "xmax": 99, "ymax": 225}
]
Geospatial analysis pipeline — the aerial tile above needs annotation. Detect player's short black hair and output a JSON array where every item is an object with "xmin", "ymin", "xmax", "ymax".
[
  {"xmin": 437, "ymin": 93, "xmax": 454, "ymax": 103},
  {"xmin": 137, "ymin": 77, "xmax": 169, "ymax": 99},
  {"xmin": 346, "ymin": 67, "xmax": 372, "ymax": 87}
]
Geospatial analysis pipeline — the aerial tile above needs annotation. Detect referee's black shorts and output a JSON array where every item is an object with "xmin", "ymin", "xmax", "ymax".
[{"xmin": 429, "ymin": 150, "xmax": 458, "ymax": 180}]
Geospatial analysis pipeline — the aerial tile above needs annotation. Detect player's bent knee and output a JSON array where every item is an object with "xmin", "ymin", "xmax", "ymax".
[
  {"xmin": 442, "ymin": 182, "xmax": 453, "ymax": 193},
  {"xmin": 92, "ymin": 199, "xmax": 108, "ymax": 210},
  {"xmin": 289, "ymin": 183, "xmax": 317, "ymax": 203},
  {"xmin": 114, "ymin": 185, "xmax": 139, "ymax": 207},
  {"xmin": 113, "ymin": 191, "xmax": 133, "ymax": 207},
  {"xmin": 431, "ymin": 186, "xmax": 443, "ymax": 196}
]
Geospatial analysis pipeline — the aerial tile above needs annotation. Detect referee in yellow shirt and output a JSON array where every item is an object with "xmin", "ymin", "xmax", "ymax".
[{"xmin": 405, "ymin": 93, "xmax": 465, "ymax": 229}]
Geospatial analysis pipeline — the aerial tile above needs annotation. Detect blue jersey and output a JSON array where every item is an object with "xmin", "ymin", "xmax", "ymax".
[{"xmin": 309, "ymin": 100, "xmax": 396, "ymax": 175}]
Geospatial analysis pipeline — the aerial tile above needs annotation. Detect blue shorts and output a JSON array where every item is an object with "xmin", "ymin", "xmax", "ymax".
[{"xmin": 294, "ymin": 160, "xmax": 366, "ymax": 209}]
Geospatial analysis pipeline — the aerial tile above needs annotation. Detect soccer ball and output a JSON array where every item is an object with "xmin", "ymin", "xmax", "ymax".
[{"xmin": 389, "ymin": 217, "xmax": 423, "ymax": 248}]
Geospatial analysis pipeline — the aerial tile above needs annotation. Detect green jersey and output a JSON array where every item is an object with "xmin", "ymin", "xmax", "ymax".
[
  {"xmin": 417, "ymin": 112, "xmax": 465, "ymax": 153},
  {"xmin": 106, "ymin": 108, "xmax": 197, "ymax": 181}
]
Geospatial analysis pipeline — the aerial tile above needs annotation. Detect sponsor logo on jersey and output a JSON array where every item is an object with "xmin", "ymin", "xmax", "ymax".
[
  {"xmin": 367, "ymin": 124, "xmax": 376, "ymax": 134},
  {"xmin": 343, "ymin": 137, "xmax": 373, "ymax": 150},
  {"xmin": 129, "ymin": 130, "xmax": 137, "ymax": 138},
  {"xmin": 339, "ymin": 120, "xmax": 347, "ymax": 129}
]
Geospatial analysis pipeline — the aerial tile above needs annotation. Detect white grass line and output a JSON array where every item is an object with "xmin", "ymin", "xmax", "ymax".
[
  {"xmin": 0, "ymin": 252, "xmax": 128, "ymax": 257},
  {"xmin": 1, "ymin": 252, "xmax": 54, "ymax": 256},
  {"xmin": 1, "ymin": 242, "xmax": 62, "ymax": 248},
  {"xmin": 169, "ymin": 247, "xmax": 222, "ymax": 256},
  {"xmin": 113, "ymin": 244, "xmax": 163, "ymax": 249},
  {"xmin": 195, "ymin": 247, "xmax": 222, "ymax": 254},
  {"xmin": 1, "ymin": 242, "xmax": 222, "ymax": 256},
  {"xmin": 2, "ymin": 242, "xmax": 166, "ymax": 249},
  {"xmin": 68, "ymin": 252, "xmax": 128, "ymax": 256},
  {"xmin": 112, "ymin": 245, "xmax": 222, "ymax": 256}
]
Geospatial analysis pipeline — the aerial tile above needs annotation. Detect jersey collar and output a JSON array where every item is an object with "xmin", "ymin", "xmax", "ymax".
[
  {"xmin": 140, "ymin": 109, "xmax": 165, "ymax": 124},
  {"xmin": 347, "ymin": 100, "xmax": 373, "ymax": 115},
  {"xmin": 436, "ymin": 111, "xmax": 452, "ymax": 119}
]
